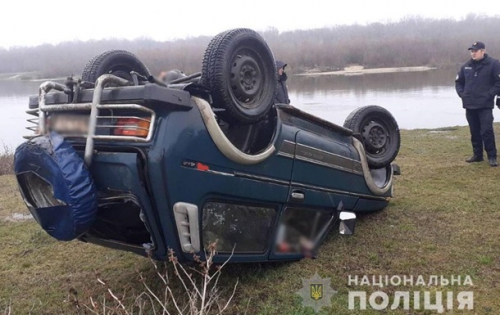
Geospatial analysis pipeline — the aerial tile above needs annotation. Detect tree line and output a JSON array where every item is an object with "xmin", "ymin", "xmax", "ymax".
[{"xmin": 1, "ymin": 14, "xmax": 499, "ymax": 79}]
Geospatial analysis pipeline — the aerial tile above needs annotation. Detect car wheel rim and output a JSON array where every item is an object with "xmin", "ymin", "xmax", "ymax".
[
  {"xmin": 362, "ymin": 120, "xmax": 389, "ymax": 153},
  {"xmin": 109, "ymin": 68, "xmax": 132, "ymax": 80},
  {"xmin": 229, "ymin": 51, "xmax": 262, "ymax": 109}
]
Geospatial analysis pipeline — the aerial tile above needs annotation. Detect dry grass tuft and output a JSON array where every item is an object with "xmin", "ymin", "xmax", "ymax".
[
  {"xmin": 0, "ymin": 143, "xmax": 14, "ymax": 176},
  {"xmin": 69, "ymin": 243, "xmax": 238, "ymax": 315}
]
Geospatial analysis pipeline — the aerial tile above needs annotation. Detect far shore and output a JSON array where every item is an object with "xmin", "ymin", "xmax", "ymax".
[
  {"xmin": 0, "ymin": 71, "xmax": 39, "ymax": 81},
  {"xmin": 297, "ymin": 66, "xmax": 437, "ymax": 76},
  {"xmin": 0, "ymin": 71, "xmax": 65, "ymax": 82},
  {"xmin": 1, "ymin": 65, "xmax": 439, "ymax": 81}
]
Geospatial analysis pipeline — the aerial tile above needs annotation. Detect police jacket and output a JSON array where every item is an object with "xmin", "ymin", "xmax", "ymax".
[
  {"xmin": 455, "ymin": 54, "xmax": 500, "ymax": 109},
  {"xmin": 276, "ymin": 72, "xmax": 290, "ymax": 104}
]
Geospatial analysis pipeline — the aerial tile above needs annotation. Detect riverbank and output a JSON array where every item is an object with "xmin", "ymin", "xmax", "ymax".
[
  {"xmin": 1, "ymin": 65, "xmax": 440, "ymax": 81},
  {"xmin": 0, "ymin": 71, "xmax": 65, "ymax": 82},
  {"xmin": 1, "ymin": 66, "xmax": 439, "ymax": 82},
  {"xmin": 297, "ymin": 65, "xmax": 437, "ymax": 76},
  {"xmin": 1, "ymin": 125, "xmax": 500, "ymax": 313},
  {"xmin": 0, "ymin": 71, "xmax": 41, "ymax": 81}
]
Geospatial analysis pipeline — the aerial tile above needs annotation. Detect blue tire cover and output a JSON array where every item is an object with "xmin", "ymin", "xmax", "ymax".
[{"xmin": 14, "ymin": 132, "xmax": 98, "ymax": 241}]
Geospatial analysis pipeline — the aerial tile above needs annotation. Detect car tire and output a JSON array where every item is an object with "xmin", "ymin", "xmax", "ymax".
[
  {"xmin": 200, "ymin": 29, "xmax": 230, "ymax": 88},
  {"xmin": 81, "ymin": 50, "xmax": 151, "ymax": 84},
  {"xmin": 201, "ymin": 28, "xmax": 277, "ymax": 124},
  {"xmin": 344, "ymin": 106, "xmax": 400, "ymax": 168},
  {"xmin": 14, "ymin": 132, "xmax": 98, "ymax": 241}
]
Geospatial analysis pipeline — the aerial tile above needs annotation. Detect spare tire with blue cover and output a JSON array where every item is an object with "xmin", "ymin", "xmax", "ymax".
[
  {"xmin": 14, "ymin": 132, "xmax": 98, "ymax": 241},
  {"xmin": 201, "ymin": 28, "xmax": 277, "ymax": 124},
  {"xmin": 343, "ymin": 105, "xmax": 401, "ymax": 168}
]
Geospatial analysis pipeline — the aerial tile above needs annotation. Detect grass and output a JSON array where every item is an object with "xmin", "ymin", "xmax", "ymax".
[
  {"xmin": 0, "ymin": 144, "xmax": 13, "ymax": 176},
  {"xmin": 1, "ymin": 125, "xmax": 500, "ymax": 314}
]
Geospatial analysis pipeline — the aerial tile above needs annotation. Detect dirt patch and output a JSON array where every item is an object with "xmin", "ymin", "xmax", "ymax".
[
  {"xmin": 0, "ymin": 175, "xmax": 29, "ymax": 219},
  {"xmin": 2, "ymin": 213, "xmax": 33, "ymax": 222}
]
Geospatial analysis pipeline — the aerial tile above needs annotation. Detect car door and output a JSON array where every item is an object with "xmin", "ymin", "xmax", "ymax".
[
  {"xmin": 269, "ymin": 127, "xmax": 361, "ymax": 260},
  {"xmin": 289, "ymin": 129, "xmax": 360, "ymax": 210}
]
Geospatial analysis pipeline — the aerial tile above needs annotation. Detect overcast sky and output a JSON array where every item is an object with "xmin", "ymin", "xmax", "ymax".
[{"xmin": 2, "ymin": 0, "xmax": 498, "ymax": 49}]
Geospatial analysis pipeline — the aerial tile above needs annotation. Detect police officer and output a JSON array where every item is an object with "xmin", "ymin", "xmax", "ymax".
[
  {"xmin": 455, "ymin": 41, "xmax": 500, "ymax": 167},
  {"xmin": 275, "ymin": 60, "xmax": 290, "ymax": 104}
]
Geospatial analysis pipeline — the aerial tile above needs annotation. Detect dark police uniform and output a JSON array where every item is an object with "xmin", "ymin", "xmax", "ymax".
[
  {"xmin": 455, "ymin": 45, "xmax": 500, "ymax": 163},
  {"xmin": 275, "ymin": 60, "xmax": 290, "ymax": 104}
]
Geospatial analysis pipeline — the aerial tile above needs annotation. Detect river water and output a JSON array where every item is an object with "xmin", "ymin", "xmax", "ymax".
[{"xmin": 0, "ymin": 68, "xmax": 491, "ymax": 151}]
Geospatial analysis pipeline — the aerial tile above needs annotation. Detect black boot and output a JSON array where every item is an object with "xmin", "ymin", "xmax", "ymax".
[
  {"xmin": 488, "ymin": 157, "xmax": 498, "ymax": 167},
  {"xmin": 465, "ymin": 155, "xmax": 484, "ymax": 163}
]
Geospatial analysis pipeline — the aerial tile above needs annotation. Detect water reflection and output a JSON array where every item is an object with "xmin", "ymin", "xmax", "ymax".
[
  {"xmin": 287, "ymin": 68, "xmax": 485, "ymax": 131},
  {"xmin": 0, "ymin": 94, "xmax": 30, "ymax": 151},
  {"xmin": 289, "ymin": 68, "xmax": 457, "ymax": 94},
  {"xmin": 0, "ymin": 68, "xmax": 492, "ymax": 152},
  {"xmin": 0, "ymin": 80, "xmax": 45, "ymax": 96},
  {"xmin": 0, "ymin": 79, "xmax": 62, "ymax": 151}
]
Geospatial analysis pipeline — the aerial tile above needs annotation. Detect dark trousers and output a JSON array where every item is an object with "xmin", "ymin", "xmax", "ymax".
[{"xmin": 465, "ymin": 108, "xmax": 497, "ymax": 158}]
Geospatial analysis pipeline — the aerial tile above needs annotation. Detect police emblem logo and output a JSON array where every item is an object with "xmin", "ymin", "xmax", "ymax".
[
  {"xmin": 296, "ymin": 273, "xmax": 337, "ymax": 312},
  {"xmin": 310, "ymin": 284, "xmax": 323, "ymax": 301}
]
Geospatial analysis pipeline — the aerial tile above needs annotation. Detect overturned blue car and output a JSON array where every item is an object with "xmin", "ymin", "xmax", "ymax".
[{"xmin": 14, "ymin": 29, "xmax": 401, "ymax": 263}]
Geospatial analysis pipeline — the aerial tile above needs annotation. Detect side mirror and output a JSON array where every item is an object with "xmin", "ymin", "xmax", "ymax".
[{"xmin": 339, "ymin": 211, "xmax": 356, "ymax": 235}]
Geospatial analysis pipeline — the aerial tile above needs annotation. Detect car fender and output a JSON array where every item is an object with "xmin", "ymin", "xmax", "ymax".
[
  {"xmin": 352, "ymin": 137, "xmax": 393, "ymax": 195},
  {"xmin": 191, "ymin": 96, "xmax": 276, "ymax": 165}
]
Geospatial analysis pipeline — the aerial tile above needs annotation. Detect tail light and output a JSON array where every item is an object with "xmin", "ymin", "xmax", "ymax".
[{"xmin": 113, "ymin": 118, "xmax": 150, "ymax": 137}]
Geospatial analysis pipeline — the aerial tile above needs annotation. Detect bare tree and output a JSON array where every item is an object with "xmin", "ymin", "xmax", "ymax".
[{"xmin": 1, "ymin": 16, "xmax": 499, "ymax": 78}]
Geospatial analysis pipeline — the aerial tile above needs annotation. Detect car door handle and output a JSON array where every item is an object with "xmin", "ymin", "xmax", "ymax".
[{"xmin": 290, "ymin": 190, "xmax": 305, "ymax": 202}]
